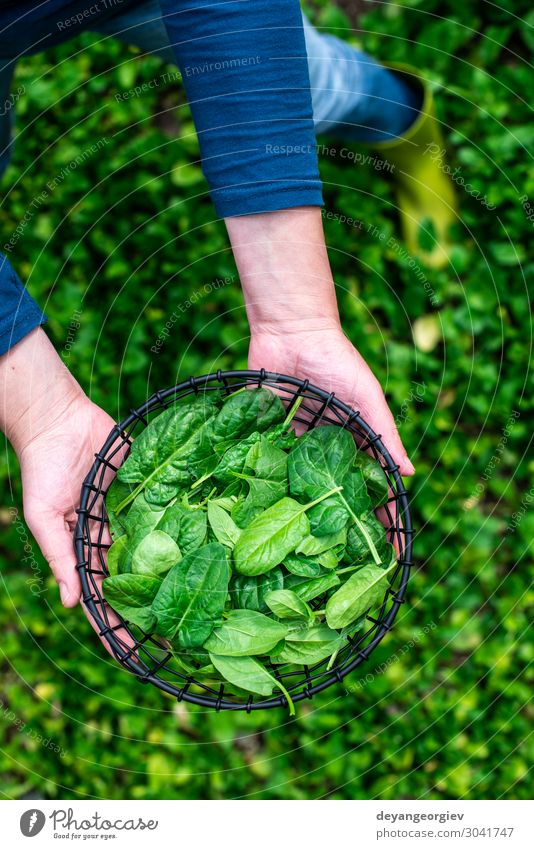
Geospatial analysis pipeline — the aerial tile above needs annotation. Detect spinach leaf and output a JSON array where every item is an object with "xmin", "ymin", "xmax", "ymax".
[
  {"xmin": 229, "ymin": 569, "xmax": 284, "ymax": 612},
  {"xmin": 353, "ymin": 451, "xmax": 389, "ymax": 506},
  {"xmin": 307, "ymin": 496, "xmax": 348, "ymax": 537},
  {"xmin": 284, "ymin": 554, "xmax": 327, "ymax": 578},
  {"xmin": 132, "ymin": 530, "xmax": 181, "ymax": 577},
  {"xmin": 204, "ymin": 610, "xmax": 288, "ymax": 656},
  {"xmin": 274, "ymin": 624, "xmax": 344, "ymax": 665},
  {"xmin": 264, "ymin": 589, "xmax": 312, "ymax": 621},
  {"xmin": 233, "ymin": 487, "xmax": 342, "ymax": 576},
  {"xmin": 325, "ymin": 559, "xmax": 396, "ymax": 629},
  {"xmin": 116, "ymin": 397, "xmax": 218, "ymax": 511},
  {"xmin": 296, "ymin": 527, "xmax": 347, "ymax": 556},
  {"xmin": 151, "ymin": 542, "xmax": 229, "ymax": 646},
  {"xmin": 211, "ymin": 495, "xmax": 237, "ymax": 511},
  {"xmin": 211, "ymin": 388, "xmax": 285, "ymax": 448},
  {"xmin": 231, "ymin": 495, "xmax": 263, "ymax": 529},
  {"xmin": 209, "ymin": 653, "xmax": 295, "ymax": 713},
  {"xmin": 345, "ymin": 514, "xmax": 389, "ymax": 564},
  {"xmin": 240, "ymin": 436, "xmax": 288, "ymax": 503},
  {"xmin": 286, "ymin": 572, "xmax": 341, "ymax": 602},
  {"xmin": 265, "ymin": 423, "xmax": 298, "ymax": 452},
  {"xmin": 121, "ymin": 493, "xmax": 166, "ymax": 551},
  {"xmin": 231, "ymin": 435, "xmax": 288, "ymax": 527},
  {"xmin": 317, "ymin": 548, "xmax": 340, "ymax": 570},
  {"xmin": 105, "ymin": 478, "xmax": 136, "ymax": 540},
  {"xmin": 288, "ymin": 427, "xmax": 382, "ymax": 564},
  {"xmin": 156, "ymin": 502, "xmax": 207, "ymax": 554},
  {"xmin": 103, "ymin": 574, "xmax": 161, "ymax": 631},
  {"xmin": 107, "ymin": 535, "xmax": 132, "ymax": 577},
  {"xmin": 288, "ymin": 425, "xmax": 356, "ymax": 500},
  {"xmin": 211, "ymin": 431, "xmax": 260, "ymax": 484},
  {"xmin": 207, "ymin": 501, "xmax": 241, "ymax": 548}
]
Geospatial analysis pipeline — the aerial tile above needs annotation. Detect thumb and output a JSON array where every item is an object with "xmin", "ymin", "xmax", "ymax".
[{"xmin": 28, "ymin": 513, "xmax": 81, "ymax": 608}]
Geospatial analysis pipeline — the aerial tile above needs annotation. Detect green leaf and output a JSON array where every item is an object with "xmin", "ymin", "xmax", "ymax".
[
  {"xmin": 211, "ymin": 431, "xmax": 261, "ymax": 485},
  {"xmin": 326, "ymin": 560, "xmax": 396, "ymax": 629},
  {"xmin": 317, "ymin": 548, "xmax": 340, "ymax": 570},
  {"xmin": 288, "ymin": 425, "xmax": 356, "ymax": 500},
  {"xmin": 353, "ymin": 452, "xmax": 389, "ymax": 507},
  {"xmin": 288, "ymin": 427, "xmax": 382, "ymax": 563},
  {"xmin": 275, "ymin": 624, "xmax": 344, "ymax": 665},
  {"xmin": 121, "ymin": 494, "xmax": 166, "ymax": 550},
  {"xmin": 296, "ymin": 527, "xmax": 347, "ymax": 556},
  {"xmin": 103, "ymin": 574, "xmax": 161, "ymax": 631},
  {"xmin": 151, "ymin": 542, "xmax": 229, "ymax": 646},
  {"xmin": 211, "ymin": 388, "xmax": 285, "ymax": 448},
  {"xmin": 156, "ymin": 502, "xmax": 207, "ymax": 554},
  {"xmin": 116, "ymin": 397, "xmax": 218, "ymax": 510},
  {"xmin": 236, "ymin": 436, "xmax": 288, "ymax": 507},
  {"xmin": 265, "ymin": 422, "xmax": 298, "ymax": 452},
  {"xmin": 283, "ymin": 554, "xmax": 327, "ymax": 578},
  {"xmin": 207, "ymin": 501, "xmax": 241, "ymax": 548},
  {"xmin": 286, "ymin": 572, "xmax": 341, "ymax": 602},
  {"xmin": 204, "ymin": 610, "xmax": 288, "ymax": 656},
  {"xmin": 233, "ymin": 487, "xmax": 342, "ymax": 576},
  {"xmin": 264, "ymin": 589, "xmax": 312, "ymax": 620},
  {"xmin": 105, "ymin": 478, "xmax": 137, "ymax": 540},
  {"xmin": 209, "ymin": 653, "xmax": 295, "ymax": 714},
  {"xmin": 345, "ymin": 515, "xmax": 389, "ymax": 564},
  {"xmin": 106, "ymin": 535, "xmax": 132, "ymax": 577},
  {"xmin": 229, "ymin": 569, "xmax": 284, "ymax": 612},
  {"xmin": 131, "ymin": 530, "xmax": 181, "ymax": 577}
]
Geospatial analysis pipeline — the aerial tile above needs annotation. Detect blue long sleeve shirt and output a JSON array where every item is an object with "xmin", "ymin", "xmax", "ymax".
[{"xmin": 0, "ymin": 0, "xmax": 322, "ymax": 355}]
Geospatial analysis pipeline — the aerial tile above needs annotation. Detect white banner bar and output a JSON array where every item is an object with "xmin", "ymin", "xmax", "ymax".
[{"xmin": 3, "ymin": 799, "xmax": 531, "ymax": 848}]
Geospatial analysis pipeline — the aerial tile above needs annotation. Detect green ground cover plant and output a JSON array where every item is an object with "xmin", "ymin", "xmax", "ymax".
[{"xmin": 0, "ymin": 0, "xmax": 531, "ymax": 801}]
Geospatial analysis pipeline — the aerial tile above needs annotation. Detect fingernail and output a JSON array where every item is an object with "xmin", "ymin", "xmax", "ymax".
[{"xmin": 59, "ymin": 581, "xmax": 70, "ymax": 605}]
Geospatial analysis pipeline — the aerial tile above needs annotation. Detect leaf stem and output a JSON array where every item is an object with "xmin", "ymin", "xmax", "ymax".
[
  {"xmin": 283, "ymin": 395, "xmax": 304, "ymax": 429},
  {"xmin": 304, "ymin": 485, "xmax": 344, "ymax": 512},
  {"xmin": 336, "ymin": 564, "xmax": 363, "ymax": 576},
  {"xmin": 339, "ymin": 493, "xmax": 382, "ymax": 565},
  {"xmin": 271, "ymin": 674, "xmax": 295, "ymax": 716}
]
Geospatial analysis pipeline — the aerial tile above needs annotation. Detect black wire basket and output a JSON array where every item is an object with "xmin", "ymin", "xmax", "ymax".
[{"xmin": 75, "ymin": 370, "xmax": 413, "ymax": 712}]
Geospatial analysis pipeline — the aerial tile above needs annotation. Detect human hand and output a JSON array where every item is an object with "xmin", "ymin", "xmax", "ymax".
[
  {"xmin": 1, "ymin": 329, "xmax": 116, "ymax": 611},
  {"xmin": 249, "ymin": 326, "xmax": 414, "ymax": 476},
  {"xmin": 16, "ymin": 391, "xmax": 116, "ymax": 607},
  {"xmin": 225, "ymin": 206, "xmax": 414, "ymax": 475}
]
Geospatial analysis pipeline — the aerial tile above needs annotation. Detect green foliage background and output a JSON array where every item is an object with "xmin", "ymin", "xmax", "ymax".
[{"xmin": 1, "ymin": 0, "xmax": 532, "ymax": 800}]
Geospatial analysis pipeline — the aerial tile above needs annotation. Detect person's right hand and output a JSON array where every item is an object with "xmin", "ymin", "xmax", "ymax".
[{"xmin": 249, "ymin": 324, "xmax": 414, "ymax": 476}]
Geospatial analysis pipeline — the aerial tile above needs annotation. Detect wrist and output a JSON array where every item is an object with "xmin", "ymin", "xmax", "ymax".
[
  {"xmin": 0, "ymin": 328, "xmax": 87, "ymax": 455},
  {"xmin": 226, "ymin": 206, "xmax": 341, "ymax": 335}
]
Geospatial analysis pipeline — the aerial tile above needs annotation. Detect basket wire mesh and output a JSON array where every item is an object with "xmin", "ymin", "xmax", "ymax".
[{"xmin": 75, "ymin": 370, "xmax": 413, "ymax": 712}]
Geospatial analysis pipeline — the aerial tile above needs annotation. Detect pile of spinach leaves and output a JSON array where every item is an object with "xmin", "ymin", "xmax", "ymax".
[{"xmin": 104, "ymin": 387, "xmax": 396, "ymax": 713}]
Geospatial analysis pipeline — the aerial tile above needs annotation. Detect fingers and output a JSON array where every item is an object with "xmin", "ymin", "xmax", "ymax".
[
  {"xmin": 27, "ymin": 512, "xmax": 81, "ymax": 607},
  {"xmin": 358, "ymin": 384, "xmax": 415, "ymax": 477}
]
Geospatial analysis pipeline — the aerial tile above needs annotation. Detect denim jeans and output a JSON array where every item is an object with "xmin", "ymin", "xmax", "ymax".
[{"xmin": 0, "ymin": 1, "xmax": 419, "ymax": 179}]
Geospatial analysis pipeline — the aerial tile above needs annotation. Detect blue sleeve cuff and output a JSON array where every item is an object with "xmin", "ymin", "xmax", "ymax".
[
  {"xmin": 212, "ymin": 181, "xmax": 323, "ymax": 218},
  {"xmin": 161, "ymin": 0, "xmax": 323, "ymax": 219},
  {"xmin": 0, "ymin": 254, "xmax": 47, "ymax": 357}
]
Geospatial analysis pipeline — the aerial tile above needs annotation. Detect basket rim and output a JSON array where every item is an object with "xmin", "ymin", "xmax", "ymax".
[{"xmin": 75, "ymin": 369, "xmax": 413, "ymax": 712}]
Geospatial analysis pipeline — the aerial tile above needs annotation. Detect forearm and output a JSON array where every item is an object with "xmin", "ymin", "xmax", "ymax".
[
  {"xmin": 0, "ymin": 327, "xmax": 81, "ymax": 455},
  {"xmin": 226, "ymin": 207, "xmax": 341, "ymax": 335}
]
